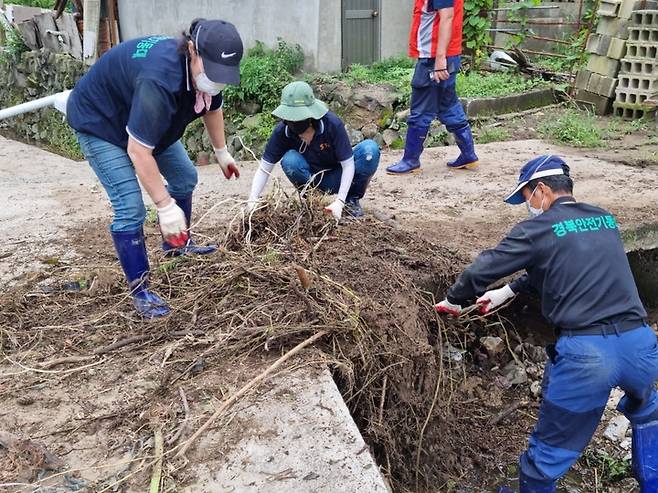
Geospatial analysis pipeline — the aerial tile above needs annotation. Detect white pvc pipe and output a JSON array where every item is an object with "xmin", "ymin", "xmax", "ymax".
[{"xmin": 0, "ymin": 90, "xmax": 71, "ymax": 120}]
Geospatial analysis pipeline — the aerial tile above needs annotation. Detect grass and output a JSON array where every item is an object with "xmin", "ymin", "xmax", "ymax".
[
  {"xmin": 581, "ymin": 450, "xmax": 631, "ymax": 485},
  {"xmin": 330, "ymin": 57, "xmax": 550, "ymax": 106},
  {"xmin": 538, "ymin": 109, "xmax": 603, "ymax": 147},
  {"xmin": 457, "ymin": 71, "xmax": 548, "ymax": 98},
  {"xmin": 476, "ymin": 126, "xmax": 510, "ymax": 144}
]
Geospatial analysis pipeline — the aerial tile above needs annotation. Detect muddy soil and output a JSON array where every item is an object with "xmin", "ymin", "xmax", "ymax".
[{"xmin": 2, "ymin": 133, "xmax": 658, "ymax": 493}]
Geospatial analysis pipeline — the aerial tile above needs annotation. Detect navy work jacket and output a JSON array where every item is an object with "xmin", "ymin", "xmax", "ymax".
[
  {"xmin": 447, "ymin": 196, "xmax": 647, "ymax": 330},
  {"xmin": 67, "ymin": 37, "xmax": 222, "ymax": 154}
]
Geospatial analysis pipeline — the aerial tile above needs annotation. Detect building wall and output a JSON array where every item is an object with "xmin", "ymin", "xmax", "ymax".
[
  {"xmin": 117, "ymin": 0, "xmax": 412, "ymax": 72},
  {"xmin": 117, "ymin": 0, "xmax": 341, "ymax": 72},
  {"xmin": 380, "ymin": 0, "xmax": 413, "ymax": 60}
]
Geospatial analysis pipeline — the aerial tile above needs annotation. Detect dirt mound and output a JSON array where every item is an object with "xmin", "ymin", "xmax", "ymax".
[{"xmin": 0, "ymin": 191, "xmax": 531, "ymax": 492}]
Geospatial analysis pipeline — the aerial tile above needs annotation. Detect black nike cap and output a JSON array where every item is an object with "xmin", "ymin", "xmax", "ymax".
[{"xmin": 193, "ymin": 19, "xmax": 243, "ymax": 85}]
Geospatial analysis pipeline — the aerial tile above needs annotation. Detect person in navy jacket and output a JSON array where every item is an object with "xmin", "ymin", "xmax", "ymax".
[
  {"xmin": 436, "ymin": 155, "xmax": 658, "ymax": 493},
  {"xmin": 247, "ymin": 81, "xmax": 380, "ymax": 220},
  {"xmin": 67, "ymin": 19, "xmax": 243, "ymax": 318}
]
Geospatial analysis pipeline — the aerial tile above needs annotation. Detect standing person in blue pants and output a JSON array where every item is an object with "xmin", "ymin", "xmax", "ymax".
[
  {"xmin": 66, "ymin": 19, "xmax": 243, "ymax": 319},
  {"xmin": 247, "ymin": 81, "xmax": 380, "ymax": 220},
  {"xmin": 387, "ymin": 0, "xmax": 478, "ymax": 175},
  {"xmin": 435, "ymin": 155, "xmax": 658, "ymax": 492}
]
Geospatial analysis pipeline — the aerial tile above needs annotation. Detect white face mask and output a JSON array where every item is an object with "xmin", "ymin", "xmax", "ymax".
[
  {"xmin": 195, "ymin": 72, "xmax": 225, "ymax": 96},
  {"xmin": 526, "ymin": 185, "xmax": 545, "ymax": 217}
]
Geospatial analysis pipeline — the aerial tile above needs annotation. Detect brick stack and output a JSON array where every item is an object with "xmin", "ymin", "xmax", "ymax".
[
  {"xmin": 574, "ymin": 0, "xmax": 657, "ymax": 115},
  {"xmin": 613, "ymin": 10, "xmax": 658, "ymax": 119}
]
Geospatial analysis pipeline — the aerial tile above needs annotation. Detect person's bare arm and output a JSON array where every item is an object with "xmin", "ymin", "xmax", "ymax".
[{"xmin": 433, "ymin": 7, "xmax": 454, "ymax": 82}]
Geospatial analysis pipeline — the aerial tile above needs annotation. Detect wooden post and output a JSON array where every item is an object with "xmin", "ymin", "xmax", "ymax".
[{"xmin": 82, "ymin": 0, "xmax": 100, "ymax": 65}]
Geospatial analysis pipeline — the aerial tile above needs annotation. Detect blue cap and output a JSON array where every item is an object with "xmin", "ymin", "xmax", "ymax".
[{"xmin": 504, "ymin": 155, "xmax": 567, "ymax": 205}]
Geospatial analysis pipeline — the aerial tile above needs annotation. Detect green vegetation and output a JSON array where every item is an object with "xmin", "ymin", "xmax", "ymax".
[
  {"xmin": 145, "ymin": 205, "xmax": 158, "ymax": 227},
  {"xmin": 538, "ymin": 108, "xmax": 602, "ymax": 147},
  {"xmin": 5, "ymin": 0, "xmax": 56, "ymax": 7},
  {"xmin": 220, "ymin": 39, "xmax": 304, "ymax": 154},
  {"xmin": 339, "ymin": 56, "xmax": 414, "ymax": 104},
  {"xmin": 223, "ymin": 39, "xmax": 304, "ymax": 113},
  {"xmin": 463, "ymin": 0, "xmax": 493, "ymax": 56},
  {"xmin": 476, "ymin": 126, "xmax": 510, "ymax": 144},
  {"xmin": 533, "ymin": 32, "xmax": 589, "ymax": 73},
  {"xmin": 581, "ymin": 450, "xmax": 631, "ymax": 485},
  {"xmin": 336, "ymin": 58, "xmax": 548, "ymax": 101},
  {"xmin": 457, "ymin": 71, "xmax": 548, "ymax": 98},
  {"xmin": 0, "ymin": 21, "xmax": 28, "ymax": 58},
  {"xmin": 504, "ymin": 0, "xmax": 542, "ymax": 49}
]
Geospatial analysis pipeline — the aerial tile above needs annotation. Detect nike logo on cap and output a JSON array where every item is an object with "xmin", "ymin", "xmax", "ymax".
[{"xmin": 221, "ymin": 52, "xmax": 237, "ymax": 58}]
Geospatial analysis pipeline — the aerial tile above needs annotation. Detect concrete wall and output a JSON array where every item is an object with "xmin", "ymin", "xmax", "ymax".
[
  {"xmin": 117, "ymin": 0, "xmax": 412, "ymax": 71},
  {"xmin": 380, "ymin": 0, "xmax": 413, "ymax": 59},
  {"xmin": 117, "ymin": 0, "xmax": 341, "ymax": 72}
]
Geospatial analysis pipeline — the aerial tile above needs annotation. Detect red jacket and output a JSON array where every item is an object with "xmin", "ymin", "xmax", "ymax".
[{"xmin": 409, "ymin": 0, "xmax": 464, "ymax": 58}]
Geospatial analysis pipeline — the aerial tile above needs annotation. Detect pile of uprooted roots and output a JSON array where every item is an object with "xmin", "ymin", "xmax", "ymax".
[{"xmin": 0, "ymin": 188, "xmax": 505, "ymax": 491}]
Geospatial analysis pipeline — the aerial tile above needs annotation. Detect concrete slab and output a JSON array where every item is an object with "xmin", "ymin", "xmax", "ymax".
[
  {"xmin": 182, "ymin": 367, "xmax": 391, "ymax": 493},
  {"xmin": 461, "ymin": 88, "xmax": 557, "ymax": 118}
]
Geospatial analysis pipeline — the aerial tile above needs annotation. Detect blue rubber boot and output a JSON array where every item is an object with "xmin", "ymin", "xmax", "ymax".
[
  {"xmin": 632, "ymin": 420, "xmax": 658, "ymax": 492},
  {"xmin": 163, "ymin": 194, "xmax": 217, "ymax": 256},
  {"xmin": 386, "ymin": 125, "xmax": 427, "ymax": 175},
  {"xmin": 345, "ymin": 173, "xmax": 372, "ymax": 218},
  {"xmin": 518, "ymin": 469, "xmax": 556, "ymax": 493},
  {"xmin": 447, "ymin": 124, "xmax": 479, "ymax": 169},
  {"xmin": 344, "ymin": 199, "xmax": 364, "ymax": 218},
  {"xmin": 111, "ymin": 229, "xmax": 171, "ymax": 319}
]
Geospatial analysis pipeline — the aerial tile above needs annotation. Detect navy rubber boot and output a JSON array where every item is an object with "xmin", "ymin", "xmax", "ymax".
[
  {"xmin": 447, "ymin": 124, "xmax": 479, "ymax": 169},
  {"xmin": 632, "ymin": 420, "xmax": 658, "ymax": 492},
  {"xmin": 111, "ymin": 229, "xmax": 171, "ymax": 319},
  {"xmin": 163, "ymin": 194, "xmax": 217, "ymax": 256},
  {"xmin": 518, "ymin": 470, "xmax": 556, "ymax": 493},
  {"xmin": 345, "ymin": 173, "xmax": 372, "ymax": 218},
  {"xmin": 386, "ymin": 125, "xmax": 427, "ymax": 175},
  {"xmin": 344, "ymin": 199, "xmax": 364, "ymax": 218}
]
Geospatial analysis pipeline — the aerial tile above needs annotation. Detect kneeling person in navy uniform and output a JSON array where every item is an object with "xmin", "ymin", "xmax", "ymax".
[
  {"xmin": 247, "ymin": 81, "xmax": 380, "ymax": 220},
  {"xmin": 435, "ymin": 155, "xmax": 658, "ymax": 493}
]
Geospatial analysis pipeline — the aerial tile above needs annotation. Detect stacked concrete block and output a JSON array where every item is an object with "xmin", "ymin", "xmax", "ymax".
[
  {"xmin": 614, "ymin": 9, "xmax": 658, "ymax": 119},
  {"xmin": 575, "ymin": 0, "xmax": 658, "ymax": 114}
]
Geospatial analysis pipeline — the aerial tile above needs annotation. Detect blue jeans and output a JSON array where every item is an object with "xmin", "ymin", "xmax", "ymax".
[
  {"xmin": 76, "ymin": 132, "xmax": 198, "ymax": 232},
  {"xmin": 280, "ymin": 139, "xmax": 380, "ymax": 201},
  {"xmin": 521, "ymin": 324, "xmax": 658, "ymax": 485},
  {"xmin": 407, "ymin": 55, "xmax": 468, "ymax": 132}
]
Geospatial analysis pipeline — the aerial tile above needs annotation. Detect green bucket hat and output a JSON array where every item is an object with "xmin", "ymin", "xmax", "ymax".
[{"xmin": 272, "ymin": 81, "xmax": 328, "ymax": 121}]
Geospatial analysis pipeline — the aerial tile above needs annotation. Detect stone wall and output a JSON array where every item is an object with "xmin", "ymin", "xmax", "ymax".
[{"xmin": 0, "ymin": 49, "xmax": 86, "ymax": 158}]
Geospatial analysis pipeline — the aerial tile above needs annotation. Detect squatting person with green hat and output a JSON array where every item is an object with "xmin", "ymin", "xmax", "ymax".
[{"xmin": 247, "ymin": 81, "xmax": 380, "ymax": 219}]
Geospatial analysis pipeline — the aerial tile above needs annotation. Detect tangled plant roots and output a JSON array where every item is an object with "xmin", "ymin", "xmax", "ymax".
[{"xmin": 0, "ymin": 188, "xmax": 478, "ymax": 491}]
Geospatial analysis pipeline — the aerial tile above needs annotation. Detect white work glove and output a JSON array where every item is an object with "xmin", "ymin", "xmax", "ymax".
[
  {"xmin": 323, "ymin": 199, "xmax": 344, "ymax": 221},
  {"xmin": 244, "ymin": 199, "xmax": 258, "ymax": 215},
  {"xmin": 435, "ymin": 299, "xmax": 462, "ymax": 317},
  {"xmin": 157, "ymin": 198, "xmax": 188, "ymax": 248},
  {"xmin": 476, "ymin": 284, "xmax": 515, "ymax": 314},
  {"xmin": 214, "ymin": 146, "xmax": 240, "ymax": 180}
]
